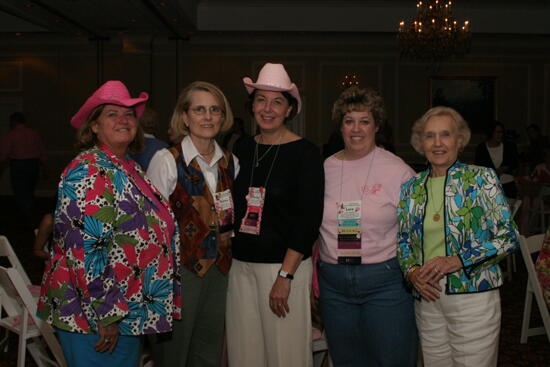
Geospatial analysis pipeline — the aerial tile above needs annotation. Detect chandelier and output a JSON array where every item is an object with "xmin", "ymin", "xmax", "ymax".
[
  {"xmin": 340, "ymin": 73, "xmax": 360, "ymax": 89},
  {"xmin": 398, "ymin": 0, "xmax": 471, "ymax": 62}
]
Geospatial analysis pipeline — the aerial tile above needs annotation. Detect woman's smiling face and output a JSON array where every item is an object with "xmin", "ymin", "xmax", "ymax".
[
  {"xmin": 340, "ymin": 109, "xmax": 378, "ymax": 158},
  {"xmin": 252, "ymin": 90, "xmax": 292, "ymax": 133},
  {"xmin": 421, "ymin": 114, "xmax": 461, "ymax": 176},
  {"xmin": 91, "ymin": 104, "xmax": 137, "ymax": 155}
]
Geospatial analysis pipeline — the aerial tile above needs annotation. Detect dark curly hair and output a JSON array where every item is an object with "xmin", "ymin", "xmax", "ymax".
[{"xmin": 331, "ymin": 86, "xmax": 387, "ymax": 131}]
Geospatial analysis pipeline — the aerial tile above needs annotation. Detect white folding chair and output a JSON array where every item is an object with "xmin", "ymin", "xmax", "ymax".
[
  {"xmin": 0, "ymin": 266, "xmax": 66, "ymax": 367},
  {"xmin": 0, "ymin": 235, "xmax": 32, "ymax": 286},
  {"xmin": 313, "ymin": 328, "xmax": 333, "ymax": 367},
  {"xmin": 509, "ymin": 198, "xmax": 523, "ymax": 218},
  {"xmin": 0, "ymin": 235, "xmax": 35, "ymax": 352},
  {"xmin": 528, "ymin": 186, "xmax": 550, "ymax": 235},
  {"xmin": 503, "ymin": 199, "xmax": 522, "ymax": 280},
  {"xmin": 519, "ymin": 234, "xmax": 550, "ymax": 343}
]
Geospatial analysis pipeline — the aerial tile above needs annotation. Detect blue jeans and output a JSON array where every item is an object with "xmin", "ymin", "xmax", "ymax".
[{"xmin": 318, "ymin": 257, "xmax": 418, "ymax": 367}]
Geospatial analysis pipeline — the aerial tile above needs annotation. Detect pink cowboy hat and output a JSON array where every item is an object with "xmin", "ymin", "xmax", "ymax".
[
  {"xmin": 243, "ymin": 63, "xmax": 302, "ymax": 113},
  {"xmin": 70, "ymin": 80, "xmax": 149, "ymax": 128}
]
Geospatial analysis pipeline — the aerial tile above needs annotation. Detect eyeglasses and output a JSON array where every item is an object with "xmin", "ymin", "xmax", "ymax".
[{"xmin": 189, "ymin": 105, "xmax": 223, "ymax": 116}]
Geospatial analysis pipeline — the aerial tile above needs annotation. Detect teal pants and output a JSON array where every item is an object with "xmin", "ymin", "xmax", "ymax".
[
  {"xmin": 155, "ymin": 266, "xmax": 228, "ymax": 367},
  {"xmin": 57, "ymin": 329, "xmax": 141, "ymax": 367}
]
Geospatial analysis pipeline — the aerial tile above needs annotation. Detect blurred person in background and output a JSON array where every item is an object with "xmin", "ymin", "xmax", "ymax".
[
  {"xmin": 475, "ymin": 120, "xmax": 519, "ymax": 198},
  {"xmin": 222, "ymin": 117, "xmax": 249, "ymax": 153},
  {"xmin": 0, "ymin": 112, "xmax": 47, "ymax": 228},
  {"xmin": 131, "ymin": 106, "xmax": 168, "ymax": 171}
]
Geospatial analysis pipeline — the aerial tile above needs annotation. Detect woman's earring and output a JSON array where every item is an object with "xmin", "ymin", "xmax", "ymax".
[{"xmin": 285, "ymin": 105, "xmax": 293, "ymax": 118}]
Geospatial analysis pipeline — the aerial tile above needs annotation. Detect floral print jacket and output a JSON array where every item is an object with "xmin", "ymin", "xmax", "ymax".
[
  {"xmin": 38, "ymin": 145, "xmax": 181, "ymax": 335},
  {"xmin": 397, "ymin": 161, "xmax": 519, "ymax": 294}
]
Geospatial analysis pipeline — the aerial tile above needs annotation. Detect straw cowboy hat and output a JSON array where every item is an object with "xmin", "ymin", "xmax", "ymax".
[
  {"xmin": 243, "ymin": 63, "xmax": 302, "ymax": 113},
  {"xmin": 71, "ymin": 80, "xmax": 149, "ymax": 128}
]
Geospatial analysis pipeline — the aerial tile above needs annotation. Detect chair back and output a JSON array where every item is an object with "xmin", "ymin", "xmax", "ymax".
[
  {"xmin": 522, "ymin": 234, "xmax": 545, "ymax": 255},
  {"xmin": 0, "ymin": 236, "xmax": 33, "ymax": 317},
  {"xmin": 0, "ymin": 236, "xmax": 32, "ymax": 286},
  {"xmin": 519, "ymin": 234, "xmax": 550, "ymax": 343},
  {"xmin": 509, "ymin": 199, "xmax": 522, "ymax": 218},
  {"xmin": 0, "ymin": 266, "xmax": 67, "ymax": 366}
]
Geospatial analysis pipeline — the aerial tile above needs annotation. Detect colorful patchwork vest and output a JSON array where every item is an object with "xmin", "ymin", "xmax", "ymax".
[{"xmin": 169, "ymin": 145, "xmax": 235, "ymax": 277}]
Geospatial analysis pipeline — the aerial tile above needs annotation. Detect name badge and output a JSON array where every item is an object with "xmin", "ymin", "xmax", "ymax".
[
  {"xmin": 239, "ymin": 186, "xmax": 266, "ymax": 235},
  {"xmin": 337, "ymin": 200, "xmax": 362, "ymax": 264},
  {"xmin": 214, "ymin": 189, "xmax": 235, "ymax": 240}
]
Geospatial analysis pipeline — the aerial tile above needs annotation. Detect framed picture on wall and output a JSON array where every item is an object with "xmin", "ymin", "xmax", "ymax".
[{"xmin": 430, "ymin": 77, "xmax": 496, "ymax": 134}]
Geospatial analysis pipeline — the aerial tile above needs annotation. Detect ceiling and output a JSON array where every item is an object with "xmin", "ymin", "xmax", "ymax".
[{"xmin": 0, "ymin": 0, "xmax": 550, "ymax": 40}]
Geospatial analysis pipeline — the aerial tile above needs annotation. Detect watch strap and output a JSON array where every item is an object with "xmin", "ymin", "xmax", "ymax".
[{"xmin": 278, "ymin": 269, "xmax": 294, "ymax": 280}]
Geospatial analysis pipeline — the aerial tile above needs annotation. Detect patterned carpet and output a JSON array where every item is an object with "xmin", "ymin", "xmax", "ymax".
[{"xmin": 0, "ymin": 196, "xmax": 548, "ymax": 366}]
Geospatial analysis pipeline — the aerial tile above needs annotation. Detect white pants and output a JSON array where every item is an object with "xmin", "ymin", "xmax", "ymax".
[
  {"xmin": 226, "ymin": 259, "xmax": 313, "ymax": 367},
  {"xmin": 415, "ymin": 282, "xmax": 501, "ymax": 367}
]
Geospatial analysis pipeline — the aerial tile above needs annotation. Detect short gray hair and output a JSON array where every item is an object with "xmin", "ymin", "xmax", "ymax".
[{"xmin": 410, "ymin": 106, "xmax": 471, "ymax": 155}]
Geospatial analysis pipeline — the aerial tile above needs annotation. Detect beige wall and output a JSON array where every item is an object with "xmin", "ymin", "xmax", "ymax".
[{"xmin": 0, "ymin": 32, "xmax": 548, "ymax": 195}]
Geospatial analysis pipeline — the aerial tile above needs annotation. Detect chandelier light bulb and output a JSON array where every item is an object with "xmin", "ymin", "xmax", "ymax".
[{"xmin": 397, "ymin": 0, "xmax": 471, "ymax": 62}]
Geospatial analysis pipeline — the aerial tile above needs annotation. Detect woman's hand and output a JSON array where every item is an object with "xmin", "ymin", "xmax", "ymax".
[
  {"xmin": 95, "ymin": 323, "xmax": 119, "ymax": 353},
  {"xmin": 269, "ymin": 248, "xmax": 303, "ymax": 318},
  {"xmin": 269, "ymin": 277, "xmax": 291, "ymax": 318},
  {"xmin": 409, "ymin": 266, "xmax": 441, "ymax": 302},
  {"xmin": 417, "ymin": 255, "xmax": 462, "ymax": 296}
]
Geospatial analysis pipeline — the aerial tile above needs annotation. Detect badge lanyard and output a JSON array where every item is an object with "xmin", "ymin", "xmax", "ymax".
[
  {"xmin": 337, "ymin": 149, "xmax": 376, "ymax": 265},
  {"xmin": 239, "ymin": 137, "xmax": 282, "ymax": 235}
]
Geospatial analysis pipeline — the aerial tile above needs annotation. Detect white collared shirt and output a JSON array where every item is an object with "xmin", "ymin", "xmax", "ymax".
[{"xmin": 147, "ymin": 135, "xmax": 240, "ymax": 200}]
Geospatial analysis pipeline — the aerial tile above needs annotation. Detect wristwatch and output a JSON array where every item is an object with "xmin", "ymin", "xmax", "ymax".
[{"xmin": 277, "ymin": 269, "xmax": 294, "ymax": 280}]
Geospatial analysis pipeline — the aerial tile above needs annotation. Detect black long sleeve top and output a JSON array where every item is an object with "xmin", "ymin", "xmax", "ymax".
[
  {"xmin": 232, "ymin": 136, "xmax": 324, "ymax": 263},
  {"xmin": 474, "ymin": 141, "xmax": 519, "ymax": 175}
]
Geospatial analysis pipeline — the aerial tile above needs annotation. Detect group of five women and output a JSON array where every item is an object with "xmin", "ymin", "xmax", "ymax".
[{"xmin": 38, "ymin": 62, "xmax": 519, "ymax": 367}]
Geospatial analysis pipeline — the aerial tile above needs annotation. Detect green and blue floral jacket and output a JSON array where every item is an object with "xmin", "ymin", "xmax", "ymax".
[{"xmin": 397, "ymin": 161, "xmax": 519, "ymax": 294}]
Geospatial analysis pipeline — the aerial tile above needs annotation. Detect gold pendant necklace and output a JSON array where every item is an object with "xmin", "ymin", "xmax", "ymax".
[{"xmin": 428, "ymin": 178, "xmax": 444, "ymax": 222}]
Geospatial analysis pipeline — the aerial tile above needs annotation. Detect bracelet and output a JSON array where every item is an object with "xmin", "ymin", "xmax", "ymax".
[{"xmin": 406, "ymin": 265, "xmax": 420, "ymax": 281}]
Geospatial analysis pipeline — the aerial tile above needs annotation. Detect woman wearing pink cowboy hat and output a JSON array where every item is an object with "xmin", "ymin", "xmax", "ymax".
[
  {"xmin": 226, "ymin": 63, "xmax": 324, "ymax": 367},
  {"xmin": 38, "ymin": 81, "xmax": 181, "ymax": 367}
]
